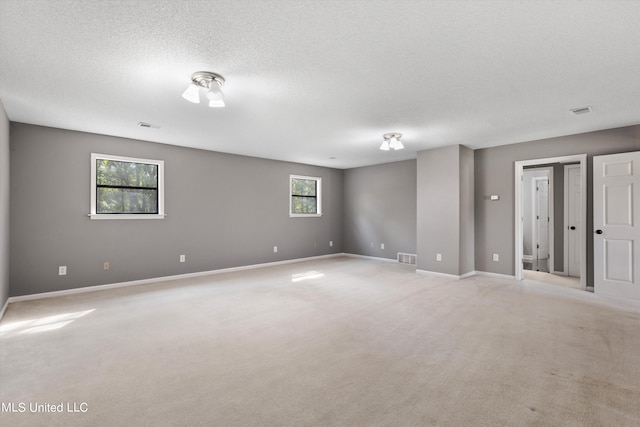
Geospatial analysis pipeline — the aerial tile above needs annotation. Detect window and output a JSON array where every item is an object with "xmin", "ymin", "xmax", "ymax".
[
  {"xmin": 90, "ymin": 153, "xmax": 165, "ymax": 219},
  {"xmin": 290, "ymin": 175, "xmax": 322, "ymax": 217}
]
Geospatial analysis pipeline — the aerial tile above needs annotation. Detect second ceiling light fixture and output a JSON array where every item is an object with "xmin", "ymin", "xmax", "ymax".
[
  {"xmin": 380, "ymin": 133, "xmax": 404, "ymax": 151},
  {"xmin": 182, "ymin": 71, "xmax": 226, "ymax": 108}
]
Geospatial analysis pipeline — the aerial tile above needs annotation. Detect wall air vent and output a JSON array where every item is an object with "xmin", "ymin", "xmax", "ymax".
[
  {"xmin": 397, "ymin": 252, "xmax": 417, "ymax": 266},
  {"xmin": 137, "ymin": 122, "xmax": 161, "ymax": 129},
  {"xmin": 570, "ymin": 106, "xmax": 592, "ymax": 115}
]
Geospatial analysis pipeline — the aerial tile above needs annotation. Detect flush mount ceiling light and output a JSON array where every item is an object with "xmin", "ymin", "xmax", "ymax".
[
  {"xmin": 182, "ymin": 71, "xmax": 226, "ymax": 108},
  {"xmin": 380, "ymin": 133, "xmax": 404, "ymax": 151}
]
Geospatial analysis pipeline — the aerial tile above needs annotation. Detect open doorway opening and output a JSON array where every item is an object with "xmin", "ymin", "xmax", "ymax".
[
  {"xmin": 522, "ymin": 167, "xmax": 552, "ymax": 273},
  {"xmin": 515, "ymin": 155, "xmax": 587, "ymax": 290}
]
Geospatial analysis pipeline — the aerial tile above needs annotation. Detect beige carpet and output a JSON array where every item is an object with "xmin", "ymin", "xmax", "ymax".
[
  {"xmin": 523, "ymin": 270, "xmax": 582, "ymax": 290},
  {"xmin": 1, "ymin": 256, "xmax": 639, "ymax": 426}
]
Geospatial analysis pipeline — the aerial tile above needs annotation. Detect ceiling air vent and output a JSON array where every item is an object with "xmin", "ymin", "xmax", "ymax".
[
  {"xmin": 137, "ymin": 122, "xmax": 161, "ymax": 129},
  {"xmin": 570, "ymin": 106, "xmax": 592, "ymax": 115}
]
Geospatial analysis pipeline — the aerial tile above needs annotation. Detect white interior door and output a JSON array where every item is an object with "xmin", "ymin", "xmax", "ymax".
[
  {"xmin": 594, "ymin": 151, "xmax": 640, "ymax": 300},
  {"xmin": 566, "ymin": 165, "xmax": 581, "ymax": 277}
]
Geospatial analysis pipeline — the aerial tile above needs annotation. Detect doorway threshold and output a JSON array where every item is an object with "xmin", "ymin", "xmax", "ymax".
[{"xmin": 523, "ymin": 270, "xmax": 582, "ymax": 290}]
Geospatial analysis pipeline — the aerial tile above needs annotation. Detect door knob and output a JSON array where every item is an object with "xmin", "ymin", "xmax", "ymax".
[
  {"xmin": 595, "ymin": 229, "xmax": 603, "ymax": 234},
  {"xmin": 570, "ymin": 226, "xmax": 576, "ymax": 230}
]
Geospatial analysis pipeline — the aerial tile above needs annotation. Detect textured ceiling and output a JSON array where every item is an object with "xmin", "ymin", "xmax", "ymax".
[{"xmin": 1, "ymin": 0, "xmax": 639, "ymax": 169}]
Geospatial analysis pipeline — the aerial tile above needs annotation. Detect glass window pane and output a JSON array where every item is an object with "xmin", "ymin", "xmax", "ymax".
[
  {"xmin": 96, "ymin": 160, "xmax": 158, "ymax": 188},
  {"xmin": 97, "ymin": 188, "xmax": 158, "ymax": 214},
  {"xmin": 291, "ymin": 178, "xmax": 316, "ymax": 196},
  {"xmin": 292, "ymin": 196, "xmax": 317, "ymax": 214}
]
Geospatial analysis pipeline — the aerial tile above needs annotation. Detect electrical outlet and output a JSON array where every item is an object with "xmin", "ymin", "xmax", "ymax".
[
  {"xmin": 103, "ymin": 262, "xmax": 110, "ymax": 270},
  {"xmin": 436, "ymin": 254, "xmax": 442, "ymax": 261},
  {"xmin": 58, "ymin": 266, "xmax": 67, "ymax": 276},
  {"xmin": 179, "ymin": 254, "xmax": 186, "ymax": 263},
  {"xmin": 329, "ymin": 241, "xmax": 333, "ymax": 247},
  {"xmin": 493, "ymin": 253, "xmax": 499, "ymax": 262},
  {"xmin": 381, "ymin": 243, "xmax": 385, "ymax": 250},
  {"xmin": 273, "ymin": 246, "xmax": 278, "ymax": 253}
]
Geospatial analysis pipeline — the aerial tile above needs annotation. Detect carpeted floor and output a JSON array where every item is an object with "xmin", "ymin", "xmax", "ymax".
[
  {"xmin": 523, "ymin": 270, "xmax": 582, "ymax": 290},
  {"xmin": 1, "ymin": 256, "xmax": 639, "ymax": 426}
]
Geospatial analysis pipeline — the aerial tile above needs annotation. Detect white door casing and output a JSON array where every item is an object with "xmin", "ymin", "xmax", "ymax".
[{"xmin": 593, "ymin": 151, "xmax": 640, "ymax": 300}]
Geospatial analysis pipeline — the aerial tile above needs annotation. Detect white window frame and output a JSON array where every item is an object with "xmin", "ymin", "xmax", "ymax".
[
  {"xmin": 289, "ymin": 175, "xmax": 322, "ymax": 217},
  {"xmin": 90, "ymin": 153, "xmax": 165, "ymax": 220}
]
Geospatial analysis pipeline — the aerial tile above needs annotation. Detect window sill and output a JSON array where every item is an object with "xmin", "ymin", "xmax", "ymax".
[
  {"xmin": 88, "ymin": 214, "xmax": 166, "ymax": 220},
  {"xmin": 289, "ymin": 213, "xmax": 323, "ymax": 218}
]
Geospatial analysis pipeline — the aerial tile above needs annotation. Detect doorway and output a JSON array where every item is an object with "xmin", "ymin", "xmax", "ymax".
[
  {"xmin": 522, "ymin": 168, "xmax": 552, "ymax": 273},
  {"xmin": 515, "ymin": 155, "xmax": 587, "ymax": 290}
]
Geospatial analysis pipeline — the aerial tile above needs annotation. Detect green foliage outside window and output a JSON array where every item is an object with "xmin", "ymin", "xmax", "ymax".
[
  {"xmin": 96, "ymin": 159, "xmax": 158, "ymax": 214},
  {"xmin": 291, "ymin": 178, "xmax": 317, "ymax": 214}
]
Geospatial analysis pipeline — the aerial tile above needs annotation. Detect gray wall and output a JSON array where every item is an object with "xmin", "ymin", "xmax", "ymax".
[
  {"xmin": 9, "ymin": 124, "xmax": 344, "ymax": 296},
  {"xmin": 0, "ymin": 102, "xmax": 9, "ymax": 309},
  {"xmin": 474, "ymin": 125, "xmax": 640, "ymax": 284},
  {"xmin": 417, "ymin": 145, "xmax": 460, "ymax": 275},
  {"xmin": 417, "ymin": 145, "xmax": 474, "ymax": 276},
  {"xmin": 459, "ymin": 145, "xmax": 474, "ymax": 275},
  {"xmin": 8, "ymin": 121, "xmax": 640, "ymax": 298},
  {"xmin": 343, "ymin": 159, "xmax": 416, "ymax": 259}
]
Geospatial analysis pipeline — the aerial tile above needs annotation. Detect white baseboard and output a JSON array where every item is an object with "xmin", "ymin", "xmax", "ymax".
[
  {"xmin": 415, "ymin": 267, "xmax": 480, "ymax": 280},
  {"xmin": 459, "ymin": 271, "xmax": 476, "ymax": 279},
  {"xmin": 5, "ymin": 253, "xmax": 345, "ymax": 305},
  {"xmin": 0, "ymin": 256, "xmax": 520, "ymax": 314},
  {"xmin": 416, "ymin": 269, "xmax": 463, "ymax": 280},
  {"xmin": 0, "ymin": 298, "xmax": 8, "ymax": 321},
  {"xmin": 343, "ymin": 253, "xmax": 397, "ymax": 263},
  {"xmin": 474, "ymin": 271, "xmax": 517, "ymax": 280}
]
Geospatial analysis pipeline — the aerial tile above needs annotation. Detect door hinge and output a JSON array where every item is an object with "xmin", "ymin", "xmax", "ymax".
[{"xmin": 537, "ymin": 244, "xmax": 539, "ymax": 249}]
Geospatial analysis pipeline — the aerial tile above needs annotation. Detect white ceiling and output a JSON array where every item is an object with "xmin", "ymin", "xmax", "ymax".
[{"xmin": 1, "ymin": 0, "xmax": 639, "ymax": 169}]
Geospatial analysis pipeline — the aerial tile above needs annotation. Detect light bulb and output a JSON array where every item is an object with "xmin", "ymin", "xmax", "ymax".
[
  {"xmin": 390, "ymin": 137, "xmax": 404, "ymax": 150},
  {"xmin": 206, "ymin": 81, "xmax": 224, "ymax": 101},
  {"xmin": 379, "ymin": 140, "xmax": 390, "ymax": 151},
  {"xmin": 182, "ymin": 83, "xmax": 200, "ymax": 103}
]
